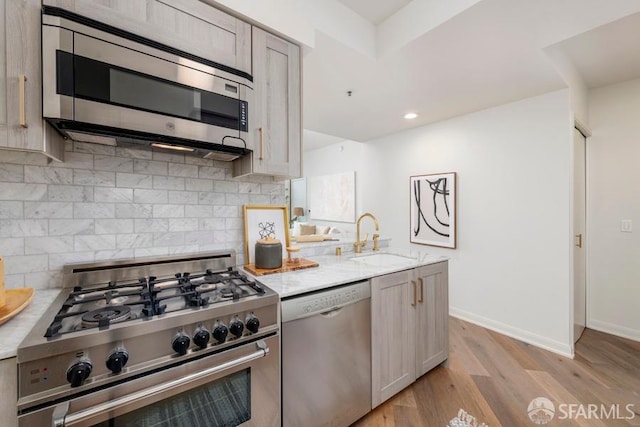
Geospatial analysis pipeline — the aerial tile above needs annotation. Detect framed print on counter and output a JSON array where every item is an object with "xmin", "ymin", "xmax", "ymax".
[
  {"xmin": 410, "ymin": 172, "xmax": 457, "ymax": 248},
  {"xmin": 243, "ymin": 205, "xmax": 291, "ymax": 264}
]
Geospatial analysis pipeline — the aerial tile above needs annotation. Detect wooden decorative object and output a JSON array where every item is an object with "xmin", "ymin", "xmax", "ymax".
[{"xmin": 243, "ymin": 258, "xmax": 319, "ymax": 276}]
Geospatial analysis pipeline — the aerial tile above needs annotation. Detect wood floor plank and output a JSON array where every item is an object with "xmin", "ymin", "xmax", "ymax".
[{"xmin": 353, "ymin": 318, "xmax": 640, "ymax": 427}]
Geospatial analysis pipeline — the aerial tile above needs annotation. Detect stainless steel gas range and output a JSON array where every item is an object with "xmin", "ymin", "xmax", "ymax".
[{"xmin": 16, "ymin": 251, "xmax": 280, "ymax": 427}]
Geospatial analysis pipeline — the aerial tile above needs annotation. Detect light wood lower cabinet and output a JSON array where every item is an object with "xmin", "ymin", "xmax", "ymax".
[
  {"xmin": 0, "ymin": 357, "xmax": 18, "ymax": 427},
  {"xmin": 371, "ymin": 261, "xmax": 449, "ymax": 408}
]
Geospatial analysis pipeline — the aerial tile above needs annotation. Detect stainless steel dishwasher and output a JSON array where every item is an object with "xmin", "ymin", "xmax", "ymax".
[{"xmin": 281, "ymin": 280, "xmax": 371, "ymax": 427}]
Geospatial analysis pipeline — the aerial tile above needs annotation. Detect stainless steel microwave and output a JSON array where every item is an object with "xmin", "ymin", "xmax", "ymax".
[{"xmin": 42, "ymin": 6, "xmax": 253, "ymax": 160}]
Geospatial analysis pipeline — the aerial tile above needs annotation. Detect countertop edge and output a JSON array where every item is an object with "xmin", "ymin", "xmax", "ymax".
[
  {"xmin": 0, "ymin": 289, "xmax": 63, "ymax": 361},
  {"xmin": 247, "ymin": 249, "xmax": 449, "ymax": 299}
]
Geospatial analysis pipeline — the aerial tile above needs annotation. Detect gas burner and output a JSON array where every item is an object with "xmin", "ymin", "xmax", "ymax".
[
  {"xmin": 82, "ymin": 306, "xmax": 131, "ymax": 327},
  {"xmin": 218, "ymin": 287, "xmax": 236, "ymax": 299},
  {"xmin": 195, "ymin": 283, "xmax": 217, "ymax": 292},
  {"xmin": 95, "ymin": 296, "xmax": 129, "ymax": 306}
]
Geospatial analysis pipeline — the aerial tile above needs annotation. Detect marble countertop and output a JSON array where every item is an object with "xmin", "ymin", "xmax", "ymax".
[
  {"xmin": 251, "ymin": 247, "xmax": 448, "ymax": 298},
  {"xmin": 0, "ymin": 289, "xmax": 62, "ymax": 360}
]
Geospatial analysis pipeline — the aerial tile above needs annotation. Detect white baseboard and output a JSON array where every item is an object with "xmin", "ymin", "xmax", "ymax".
[
  {"xmin": 450, "ymin": 307, "xmax": 574, "ymax": 358},
  {"xmin": 588, "ymin": 319, "xmax": 640, "ymax": 342}
]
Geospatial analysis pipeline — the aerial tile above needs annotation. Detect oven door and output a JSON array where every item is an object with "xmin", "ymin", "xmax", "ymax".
[{"xmin": 19, "ymin": 335, "xmax": 279, "ymax": 427}]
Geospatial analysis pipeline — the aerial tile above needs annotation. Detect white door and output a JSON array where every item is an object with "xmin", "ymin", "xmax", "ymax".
[{"xmin": 573, "ymin": 128, "xmax": 586, "ymax": 342}]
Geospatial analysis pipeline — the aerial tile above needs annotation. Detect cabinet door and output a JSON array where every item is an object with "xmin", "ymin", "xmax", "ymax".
[
  {"xmin": 44, "ymin": 0, "xmax": 252, "ymax": 75},
  {"xmin": 414, "ymin": 262, "xmax": 449, "ymax": 377},
  {"xmin": 0, "ymin": 357, "xmax": 17, "ymax": 427},
  {"xmin": 1, "ymin": 0, "xmax": 63, "ymax": 160},
  {"xmin": 248, "ymin": 27, "xmax": 301, "ymax": 178},
  {"xmin": 371, "ymin": 270, "xmax": 415, "ymax": 408}
]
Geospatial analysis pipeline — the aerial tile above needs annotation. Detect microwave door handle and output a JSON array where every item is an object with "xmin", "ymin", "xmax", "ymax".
[{"xmin": 53, "ymin": 341, "xmax": 270, "ymax": 427}]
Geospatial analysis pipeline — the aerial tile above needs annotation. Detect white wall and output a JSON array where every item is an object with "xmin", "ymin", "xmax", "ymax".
[
  {"xmin": 306, "ymin": 90, "xmax": 575, "ymax": 355},
  {"xmin": 587, "ymin": 78, "xmax": 640, "ymax": 341}
]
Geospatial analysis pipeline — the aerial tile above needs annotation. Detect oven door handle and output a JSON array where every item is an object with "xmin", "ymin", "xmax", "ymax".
[{"xmin": 52, "ymin": 340, "xmax": 270, "ymax": 427}]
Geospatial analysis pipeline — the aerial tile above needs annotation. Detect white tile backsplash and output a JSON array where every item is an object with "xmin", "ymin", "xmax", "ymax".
[
  {"xmin": 74, "ymin": 235, "xmax": 116, "ymax": 251},
  {"xmin": 0, "ymin": 183, "xmax": 47, "ymax": 200},
  {"xmin": 2, "ymin": 238, "xmax": 25, "ymax": 255},
  {"xmin": 94, "ymin": 155, "xmax": 134, "ymax": 173},
  {"xmin": 116, "ymin": 172, "xmax": 153, "ymax": 189},
  {"xmin": 25, "ymin": 236, "xmax": 75, "ymax": 255},
  {"xmin": 0, "ymin": 219, "xmax": 48, "ymax": 237},
  {"xmin": 0, "ymin": 201, "xmax": 24, "ymax": 219},
  {"xmin": 133, "ymin": 159, "xmax": 167, "ymax": 175},
  {"xmin": 0, "ymin": 145, "xmax": 283, "ymax": 289},
  {"xmin": 48, "ymin": 185, "xmax": 94, "ymax": 202},
  {"xmin": 153, "ymin": 176, "xmax": 184, "ymax": 190},
  {"xmin": 95, "ymin": 219, "xmax": 134, "ymax": 234},
  {"xmin": 115, "ymin": 203, "xmax": 153, "ymax": 218},
  {"xmin": 24, "ymin": 202, "xmax": 73, "ymax": 219},
  {"xmin": 74, "ymin": 203, "xmax": 116, "ymax": 218},
  {"xmin": 24, "ymin": 165, "xmax": 73, "ymax": 184},
  {"xmin": 94, "ymin": 187, "xmax": 134, "ymax": 203},
  {"xmin": 153, "ymin": 204, "xmax": 185, "ymax": 218},
  {"xmin": 0, "ymin": 164, "xmax": 24, "ymax": 182},
  {"xmin": 168, "ymin": 163, "xmax": 198, "ymax": 178},
  {"xmin": 49, "ymin": 219, "xmax": 95, "ymax": 236},
  {"xmin": 74, "ymin": 170, "xmax": 116, "ymax": 187}
]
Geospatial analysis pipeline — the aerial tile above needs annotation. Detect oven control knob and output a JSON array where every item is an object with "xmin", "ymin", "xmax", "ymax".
[
  {"xmin": 66, "ymin": 359, "xmax": 93, "ymax": 388},
  {"xmin": 172, "ymin": 333, "xmax": 191, "ymax": 356},
  {"xmin": 193, "ymin": 328, "xmax": 210, "ymax": 348},
  {"xmin": 229, "ymin": 318, "xmax": 244, "ymax": 338},
  {"xmin": 212, "ymin": 323, "xmax": 229, "ymax": 343},
  {"xmin": 106, "ymin": 349, "xmax": 129, "ymax": 374},
  {"xmin": 245, "ymin": 315, "xmax": 260, "ymax": 334}
]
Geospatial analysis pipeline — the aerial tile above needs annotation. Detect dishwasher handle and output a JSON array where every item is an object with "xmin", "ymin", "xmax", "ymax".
[{"xmin": 281, "ymin": 280, "xmax": 370, "ymax": 323}]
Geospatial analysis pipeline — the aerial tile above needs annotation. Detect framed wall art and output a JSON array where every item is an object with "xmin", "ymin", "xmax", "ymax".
[
  {"xmin": 243, "ymin": 205, "xmax": 291, "ymax": 264},
  {"xmin": 410, "ymin": 172, "xmax": 457, "ymax": 248}
]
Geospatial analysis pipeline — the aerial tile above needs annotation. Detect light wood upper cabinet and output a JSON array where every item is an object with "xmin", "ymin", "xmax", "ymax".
[
  {"xmin": 0, "ymin": 0, "xmax": 64, "ymax": 160},
  {"xmin": 371, "ymin": 262, "xmax": 449, "ymax": 408},
  {"xmin": 43, "ymin": 0, "xmax": 252, "ymax": 75},
  {"xmin": 233, "ymin": 27, "xmax": 301, "ymax": 179}
]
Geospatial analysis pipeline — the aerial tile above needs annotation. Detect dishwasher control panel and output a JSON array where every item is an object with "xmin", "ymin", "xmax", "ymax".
[{"xmin": 281, "ymin": 280, "xmax": 370, "ymax": 322}]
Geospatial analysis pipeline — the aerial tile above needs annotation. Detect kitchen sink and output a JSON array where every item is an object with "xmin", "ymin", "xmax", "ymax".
[{"xmin": 349, "ymin": 253, "xmax": 416, "ymax": 267}]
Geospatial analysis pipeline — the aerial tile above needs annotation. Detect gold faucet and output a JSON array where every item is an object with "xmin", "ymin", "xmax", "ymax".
[{"xmin": 354, "ymin": 212, "xmax": 380, "ymax": 253}]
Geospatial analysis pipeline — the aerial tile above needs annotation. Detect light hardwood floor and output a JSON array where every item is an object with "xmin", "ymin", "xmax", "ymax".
[{"xmin": 353, "ymin": 317, "xmax": 640, "ymax": 426}]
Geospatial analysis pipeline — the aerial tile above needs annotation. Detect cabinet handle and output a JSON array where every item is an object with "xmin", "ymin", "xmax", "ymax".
[
  {"xmin": 575, "ymin": 234, "xmax": 583, "ymax": 248},
  {"xmin": 259, "ymin": 127, "xmax": 264, "ymax": 160},
  {"xmin": 411, "ymin": 280, "xmax": 417, "ymax": 307},
  {"xmin": 19, "ymin": 74, "xmax": 28, "ymax": 128},
  {"xmin": 418, "ymin": 277, "xmax": 424, "ymax": 303}
]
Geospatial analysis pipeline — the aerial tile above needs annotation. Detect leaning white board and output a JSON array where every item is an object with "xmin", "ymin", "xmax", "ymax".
[{"xmin": 308, "ymin": 171, "xmax": 355, "ymax": 223}]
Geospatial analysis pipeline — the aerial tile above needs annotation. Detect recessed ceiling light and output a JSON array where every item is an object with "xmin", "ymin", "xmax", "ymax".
[{"xmin": 404, "ymin": 112, "xmax": 418, "ymax": 120}]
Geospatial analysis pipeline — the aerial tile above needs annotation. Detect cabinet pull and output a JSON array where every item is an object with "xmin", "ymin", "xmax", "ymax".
[
  {"xmin": 411, "ymin": 281, "xmax": 417, "ymax": 307},
  {"xmin": 259, "ymin": 127, "xmax": 264, "ymax": 160},
  {"xmin": 418, "ymin": 278, "xmax": 424, "ymax": 303},
  {"xmin": 19, "ymin": 74, "xmax": 28, "ymax": 128},
  {"xmin": 575, "ymin": 234, "xmax": 583, "ymax": 248}
]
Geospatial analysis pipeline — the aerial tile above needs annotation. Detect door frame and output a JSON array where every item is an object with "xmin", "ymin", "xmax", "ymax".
[{"xmin": 570, "ymin": 118, "xmax": 591, "ymax": 350}]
